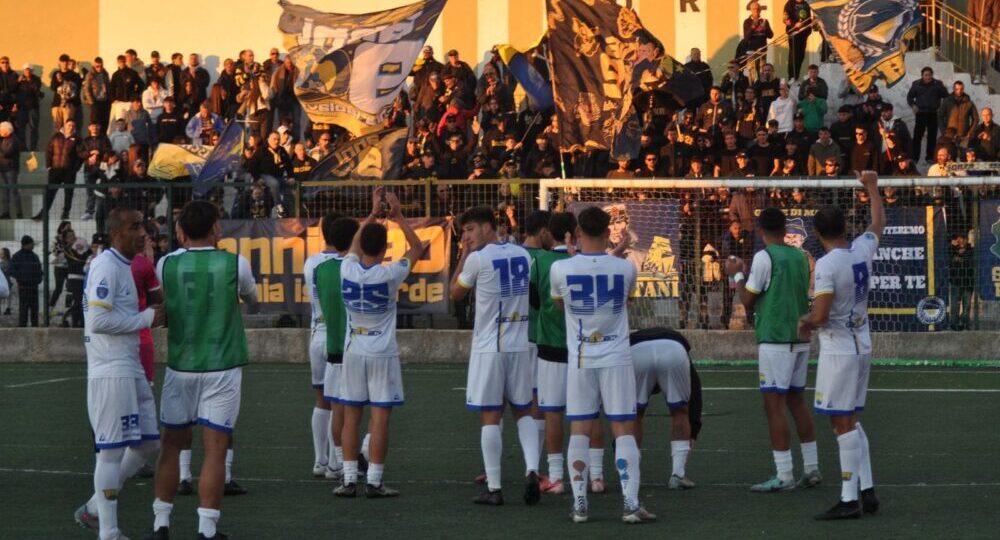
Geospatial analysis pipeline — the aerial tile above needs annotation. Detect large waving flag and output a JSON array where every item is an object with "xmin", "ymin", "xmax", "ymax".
[
  {"xmin": 808, "ymin": 0, "xmax": 922, "ymax": 92},
  {"xmin": 148, "ymin": 143, "xmax": 212, "ymax": 180},
  {"xmin": 309, "ymin": 127, "xmax": 408, "ymax": 181},
  {"xmin": 278, "ymin": 0, "xmax": 446, "ymax": 135},
  {"xmin": 196, "ymin": 122, "xmax": 245, "ymax": 193},
  {"xmin": 495, "ymin": 42, "xmax": 554, "ymax": 112}
]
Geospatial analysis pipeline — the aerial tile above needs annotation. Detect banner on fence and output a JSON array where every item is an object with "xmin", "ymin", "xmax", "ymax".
[
  {"xmin": 218, "ymin": 218, "xmax": 453, "ymax": 315},
  {"xmin": 980, "ymin": 200, "xmax": 1000, "ymax": 301}
]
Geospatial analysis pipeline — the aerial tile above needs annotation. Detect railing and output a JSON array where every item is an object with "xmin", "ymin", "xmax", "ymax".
[{"xmin": 921, "ymin": 0, "xmax": 1000, "ymax": 91}]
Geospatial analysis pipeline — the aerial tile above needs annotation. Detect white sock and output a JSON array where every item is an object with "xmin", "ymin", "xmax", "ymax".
[
  {"xmin": 837, "ymin": 430, "xmax": 861, "ymax": 502},
  {"xmin": 856, "ymin": 423, "xmax": 874, "ymax": 490},
  {"xmin": 481, "ymin": 424, "xmax": 502, "ymax": 491},
  {"xmin": 179, "ymin": 449, "xmax": 192, "ymax": 481},
  {"xmin": 588, "ymin": 447, "xmax": 604, "ymax": 480},
  {"xmin": 225, "ymin": 449, "xmax": 233, "ymax": 483},
  {"xmin": 801, "ymin": 440, "xmax": 819, "ymax": 473},
  {"xmin": 343, "ymin": 460, "xmax": 358, "ymax": 485},
  {"xmin": 670, "ymin": 440, "xmax": 690, "ymax": 478},
  {"xmin": 534, "ymin": 418, "xmax": 546, "ymax": 463},
  {"xmin": 94, "ymin": 448, "xmax": 123, "ymax": 539},
  {"xmin": 311, "ymin": 407, "xmax": 331, "ymax": 466},
  {"xmin": 152, "ymin": 498, "xmax": 173, "ymax": 531},
  {"xmin": 197, "ymin": 507, "xmax": 220, "ymax": 538},
  {"xmin": 615, "ymin": 435, "xmax": 641, "ymax": 511},
  {"xmin": 86, "ymin": 456, "xmax": 101, "ymax": 514},
  {"xmin": 332, "ymin": 446, "xmax": 344, "ymax": 471},
  {"xmin": 361, "ymin": 433, "xmax": 371, "ymax": 462},
  {"xmin": 567, "ymin": 435, "xmax": 590, "ymax": 512},
  {"xmin": 547, "ymin": 453, "xmax": 565, "ymax": 482},
  {"xmin": 119, "ymin": 444, "xmax": 152, "ymax": 483},
  {"xmin": 773, "ymin": 449, "xmax": 794, "ymax": 483},
  {"xmin": 516, "ymin": 416, "xmax": 540, "ymax": 474},
  {"xmin": 367, "ymin": 463, "xmax": 384, "ymax": 486}
]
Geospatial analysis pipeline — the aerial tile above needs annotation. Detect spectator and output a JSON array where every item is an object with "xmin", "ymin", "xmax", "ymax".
[
  {"xmin": 926, "ymin": 147, "xmax": 954, "ymax": 177},
  {"xmin": 607, "ymin": 158, "xmax": 635, "ymax": 179},
  {"xmin": 0, "ymin": 247, "xmax": 11, "ymax": 314},
  {"xmin": 855, "ymin": 84, "xmax": 887, "ymax": 134},
  {"xmin": 82, "ymin": 57, "xmax": 112, "ymax": 134},
  {"xmin": 124, "ymin": 49, "xmax": 144, "ymax": 80},
  {"xmin": 830, "ymin": 104, "xmax": 856, "ymax": 164},
  {"xmin": 247, "ymin": 131, "xmax": 292, "ymax": 203},
  {"xmin": 748, "ymin": 127, "xmax": 780, "ymax": 176},
  {"xmin": 237, "ymin": 70, "xmax": 273, "ymax": 141},
  {"xmin": 697, "ymin": 86, "xmax": 734, "ymax": 143},
  {"xmin": 476, "ymin": 65, "xmax": 513, "ymax": 113},
  {"xmin": 262, "ymin": 48, "xmax": 282, "ymax": 76},
  {"xmin": 14, "ymin": 64, "xmax": 43, "ymax": 151},
  {"xmin": 50, "ymin": 54, "xmax": 82, "ymax": 133},
  {"xmin": 849, "ymin": 125, "xmax": 878, "ymax": 173},
  {"xmin": 836, "ymin": 77, "xmax": 865, "ymax": 108},
  {"xmin": 180, "ymin": 53, "xmax": 210, "ymax": 108},
  {"xmin": 807, "ymin": 127, "xmax": 840, "ymax": 175},
  {"xmin": 949, "ymin": 234, "xmax": 975, "ymax": 330},
  {"xmin": 164, "ymin": 52, "xmax": 184, "ymax": 99},
  {"xmin": 741, "ymin": 1, "xmax": 774, "ymax": 75},
  {"xmin": 271, "ymin": 55, "xmax": 299, "ymax": 136},
  {"xmin": 907, "ymin": 67, "xmax": 949, "ymax": 162},
  {"xmin": 767, "ymin": 81, "xmax": 796, "ymax": 133},
  {"xmin": 783, "ymin": 0, "xmax": 813, "ymax": 81},
  {"xmin": 797, "ymin": 64, "xmax": 828, "ymax": 100},
  {"xmin": 277, "ymin": 124, "xmax": 294, "ymax": 155},
  {"xmin": 0, "ymin": 57, "xmax": 16, "ymax": 124},
  {"xmin": 785, "ymin": 112, "xmax": 815, "ymax": 153},
  {"xmin": 875, "ymin": 103, "xmax": 912, "ymax": 159},
  {"xmin": 95, "ymin": 177, "xmax": 133, "ymax": 233},
  {"xmin": 109, "ymin": 54, "xmax": 142, "ymax": 123},
  {"xmin": 78, "ymin": 122, "xmax": 112, "ymax": 219},
  {"xmin": 718, "ymin": 219, "xmax": 753, "ymax": 327},
  {"xmin": 63, "ymin": 231, "xmax": 88, "ymax": 328},
  {"xmin": 441, "ymin": 49, "xmax": 477, "ymax": 105},
  {"xmin": 439, "ymin": 133, "xmax": 474, "ymax": 179},
  {"xmin": 9, "ymin": 235, "xmax": 41, "ymax": 327},
  {"xmin": 779, "ymin": 138, "xmax": 807, "ymax": 174},
  {"xmin": 35, "ymin": 120, "xmax": 79, "ymax": 221},
  {"xmin": 659, "ymin": 128, "xmax": 690, "ymax": 177},
  {"xmin": 890, "ymin": 152, "xmax": 917, "ymax": 176},
  {"xmin": 684, "ymin": 157, "xmax": 708, "ymax": 178},
  {"xmin": 185, "ymin": 102, "xmax": 224, "ymax": 146},
  {"xmin": 733, "ymin": 151, "xmax": 756, "ymax": 177},
  {"xmin": 405, "ymin": 150, "xmax": 443, "ymax": 180},
  {"xmin": 310, "ymin": 131, "xmax": 333, "ymax": 161},
  {"xmin": 217, "ymin": 58, "xmax": 239, "ymax": 119},
  {"xmin": 685, "ymin": 48, "xmax": 714, "ymax": 108},
  {"xmin": 109, "ymin": 118, "xmax": 134, "ymax": 155},
  {"xmin": 290, "ymin": 142, "xmax": 316, "ymax": 184},
  {"xmin": 142, "ymin": 78, "xmax": 168, "ymax": 122},
  {"xmin": 719, "ymin": 61, "xmax": 750, "ymax": 107},
  {"xmin": 409, "ymin": 45, "xmax": 443, "ymax": 102},
  {"xmin": 635, "ymin": 151, "xmax": 662, "ymax": 178},
  {"xmin": 0, "ymin": 121, "xmax": 21, "ymax": 218},
  {"xmin": 522, "ymin": 132, "xmax": 559, "ymax": 178},
  {"xmin": 156, "ymin": 97, "xmax": 184, "ymax": 144},
  {"xmin": 969, "ymin": 0, "xmax": 999, "ymax": 83},
  {"xmin": 970, "ymin": 107, "xmax": 1000, "ymax": 160},
  {"xmin": 231, "ymin": 180, "xmax": 274, "ymax": 219},
  {"xmin": 145, "ymin": 50, "xmax": 166, "ymax": 85},
  {"xmin": 124, "ymin": 98, "xmax": 153, "ymax": 156},
  {"xmin": 821, "ymin": 156, "xmax": 841, "ymax": 177},
  {"xmin": 797, "ymin": 86, "xmax": 826, "ymax": 133},
  {"xmin": 735, "ymin": 87, "xmax": 764, "ymax": 143},
  {"xmin": 938, "ymin": 81, "xmax": 978, "ymax": 153}
]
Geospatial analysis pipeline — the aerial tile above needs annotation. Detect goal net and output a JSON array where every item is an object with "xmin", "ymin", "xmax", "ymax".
[{"xmin": 539, "ymin": 177, "xmax": 1000, "ymax": 334}]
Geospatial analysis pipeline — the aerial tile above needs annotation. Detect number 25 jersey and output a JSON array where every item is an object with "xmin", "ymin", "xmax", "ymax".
[
  {"xmin": 457, "ymin": 242, "xmax": 531, "ymax": 354},
  {"xmin": 550, "ymin": 253, "xmax": 637, "ymax": 368}
]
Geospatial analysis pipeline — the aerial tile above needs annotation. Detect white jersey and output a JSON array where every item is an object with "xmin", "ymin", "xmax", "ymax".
[
  {"xmin": 303, "ymin": 251, "xmax": 342, "ymax": 332},
  {"xmin": 340, "ymin": 253, "xmax": 411, "ymax": 357},
  {"xmin": 155, "ymin": 247, "xmax": 257, "ymax": 301},
  {"xmin": 457, "ymin": 242, "xmax": 531, "ymax": 354},
  {"xmin": 813, "ymin": 232, "xmax": 879, "ymax": 355},
  {"xmin": 84, "ymin": 248, "xmax": 154, "ymax": 379},
  {"xmin": 0, "ymin": 269, "xmax": 8, "ymax": 298},
  {"xmin": 550, "ymin": 253, "xmax": 637, "ymax": 369}
]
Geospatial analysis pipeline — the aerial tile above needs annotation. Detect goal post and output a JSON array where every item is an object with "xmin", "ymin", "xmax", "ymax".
[{"xmin": 538, "ymin": 176, "xmax": 1000, "ymax": 333}]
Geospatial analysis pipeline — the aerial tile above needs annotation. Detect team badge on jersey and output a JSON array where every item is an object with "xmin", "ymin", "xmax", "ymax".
[{"xmin": 96, "ymin": 279, "xmax": 110, "ymax": 299}]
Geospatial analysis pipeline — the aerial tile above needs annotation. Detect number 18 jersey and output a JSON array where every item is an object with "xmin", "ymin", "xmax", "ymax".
[
  {"xmin": 550, "ymin": 253, "xmax": 637, "ymax": 369},
  {"xmin": 457, "ymin": 242, "xmax": 531, "ymax": 354}
]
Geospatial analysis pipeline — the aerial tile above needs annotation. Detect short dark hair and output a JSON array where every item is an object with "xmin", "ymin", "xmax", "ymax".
[
  {"xmin": 94, "ymin": 56, "xmax": 103, "ymax": 64},
  {"xmin": 524, "ymin": 210, "xmax": 552, "ymax": 236},
  {"xmin": 178, "ymin": 200, "xmax": 220, "ymax": 240},
  {"xmin": 459, "ymin": 206, "xmax": 496, "ymax": 229},
  {"xmin": 106, "ymin": 207, "xmax": 139, "ymax": 236},
  {"xmin": 359, "ymin": 222, "xmax": 388, "ymax": 257},
  {"xmin": 117, "ymin": 55, "xmax": 126, "ymax": 62},
  {"xmin": 818, "ymin": 126, "xmax": 830, "ymax": 134},
  {"xmin": 921, "ymin": 67, "xmax": 933, "ymax": 75},
  {"xmin": 814, "ymin": 206, "xmax": 846, "ymax": 240},
  {"xmin": 577, "ymin": 206, "xmax": 610, "ymax": 238},
  {"xmin": 321, "ymin": 214, "xmax": 359, "ymax": 252},
  {"xmin": 758, "ymin": 207, "xmax": 786, "ymax": 235},
  {"xmin": 548, "ymin": 212, "xmax": 577, "ymax": 242}
]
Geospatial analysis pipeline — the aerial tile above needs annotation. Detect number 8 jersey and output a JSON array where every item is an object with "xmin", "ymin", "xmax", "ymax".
[
  {"xmin": 549, "ymin": 253, "xmax": 637, "ymax": 368},
  {"xmin": 457, "ymin": 242, "xmax": 531, "ymax": 354}
]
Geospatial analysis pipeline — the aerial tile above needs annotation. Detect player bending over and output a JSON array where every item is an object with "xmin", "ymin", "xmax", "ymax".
[
  {"xmin": 74, "ymin": 208, "xmax": 165, "ymax": 540},
  {"xmin": 727, "ymin": 206, "xmax": 822, "ymax": 492},
  {"xmin": 148, "ymin": 200, "xmax": 258, "ymax": 540},
  {"xmin": 549, "ymin": 206, "xmax": 653, "ymax": 524},
  {"xmin": 799, "ymin": 171, "xmax": 884, "ymax": 520},
  {"xmin": 629, "ymin": 327, "xmax": 696, "ymax": 490},
  {"xmin": 451, "ymin": 206, "xmax": 542, "ymax": 506},
  {"xmin": 333, "ymin": 188, "xmax": 423, "ymax": 498}
]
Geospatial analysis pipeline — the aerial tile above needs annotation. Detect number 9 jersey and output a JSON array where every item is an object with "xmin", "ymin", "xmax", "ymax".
[
  {"xmin": 550, "ymin": 253, "xmax": 637, "ymax": 369},
  {"xmin": 457, "ymin": 242, "xmax": 532, "ymax": 354}
]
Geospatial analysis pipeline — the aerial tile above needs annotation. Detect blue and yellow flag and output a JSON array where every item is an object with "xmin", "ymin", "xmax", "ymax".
[
  {"xmin": 495, "ymin": 43, "xmax": 554, "ymax": 112},
  {"xmin": 808, "ymin": 0, "xmax": 922, "ymax": 92},
  {"xmin": 196, "ymin": 122, "xmax": 245, "ymax": 192},
  {"xmin": 148, "ymin": 143, "xmax": 212, "ymax": 180}
]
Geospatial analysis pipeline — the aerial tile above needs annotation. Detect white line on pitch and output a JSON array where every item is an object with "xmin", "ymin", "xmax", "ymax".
[
  {"xmin": 4, "ymin": 376, "xmax": 85, "ymax": 388},
  {"xmin": 703, "ymin": 387, "xmax": 1000, "ymax": 393}
]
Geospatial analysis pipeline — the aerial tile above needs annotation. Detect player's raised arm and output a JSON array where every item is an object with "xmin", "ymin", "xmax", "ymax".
[
  {"xmin": 860, "ymin": 170, "xmax": 885, "ymax": 241},
  {"xmin": 449, "ymin": 237, "xmax": 475, "ymax": 301},
  {"xmin": 349, "ymin": 186, "xmax": 385, "ymax": 258},
  {"xmin": 386, "ymin": 191, "xmax": 423, "ymax": 271}
]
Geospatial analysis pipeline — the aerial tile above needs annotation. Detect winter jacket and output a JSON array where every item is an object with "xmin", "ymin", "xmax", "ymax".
[
  {"xmin": 9, "ymin": 248, "xmax": 42, "ymax": 288},
  {"xmin": 46, "ymin": 131, "xmax": 79, "ymax": 169},
  {"xmin": 906, "ymin": 78, "xmax": 948, "ymax": 112},
  {"xmin": 0, "ymin": 69, "xmax": 18, "ymax": 109},
  {"xmin": 798, "ymin": 98, "xmax": 827, "ymax": 132},
  {"xmin": 15, "ymin": 73, "xmax": 43, "ymax": 110},
  {"xmin": 82, "ymin": 69, "xmax": 111, "ymax": 105},
  {"xmin": 938, "ymin": 93, "xmax": 978, "ymax": 138},
  {"xmin": 0, "ymin": 134, "xmax": 19, "ymax": 172},
  {"xmin": 110, "ymin": 67, "xmax": 143, "ymax": 102}
]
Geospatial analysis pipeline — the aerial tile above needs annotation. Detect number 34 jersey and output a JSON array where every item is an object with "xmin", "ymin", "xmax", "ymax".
[
  {"xmin": 550, "ymin": 253, "xmax": 637, "ymax": 369},
  {"xmin": 457, "ymin": 242, "xmax": 531, "ymax": 354},
  {"xmin": 340, "ymin": 253, "xmax": 411, "ymax": 357}
]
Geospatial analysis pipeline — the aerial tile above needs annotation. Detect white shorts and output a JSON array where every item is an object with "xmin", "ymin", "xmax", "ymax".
[
  {"xmin": 88, "ymin": 377, "xmax": 159, "ymax": 449},
  {"xmin": 310, "ymin": 329, "xmax": 327, "ymax": 389},
  {"xmin": 633, "ymin": 340, "xmax": 691, "ymax": 411},
  {"xmin": 466, "ymin": 351, "xmax": 534, "ymax": 411},
  {"xmin": 566, "ymin": 364, "xmax": 637, "ymax": 421},
  {"xmin": 758, "ymin": 343, "xmax": 811, "ymax": 394},
  {"xmin": 339, "ymin": 353, "xmax": 404, "ymax": 408},
  {"xmin": 323, "ymin": 362, "xmax": 342, "ymax": 403},
  {"xmin": 536, "ymin": 359, "xmax": 568, "ymax": 412},
  {"xmin": 814, "ymin": 352, "xmax": 872, "ymax": 416},
  {"xmin": 160, "ymin": 367, "xmax": 243, "ymax": 433}
]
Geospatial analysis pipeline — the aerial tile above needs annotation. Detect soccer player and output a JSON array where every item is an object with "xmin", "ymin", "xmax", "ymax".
[
  {"xmin": 799, "ymin": 170, "xmax": 884, "ymax": 520},
  {"xmin": 302, "ymin": 213, "xmax": 344, "ymax": 477},
  {"xmin": 312, "ymin": 214, "xmax": 362, "ymax": 481},
  {"xmin": 333, "ymin": 188, "xmax": 423, "ymax": 498},
  {"xmin": 75, "ymin": 208, "xmax": 164, "ymax": 540},
  {"xmin": 549, "ymin": 206, "xmax": 653, "ymax": 524},
  {"xmin": 149, "ymin": 200, "xmax": 258, "ymax": 540},
  {"xmin": 629, "ymin": 327, "xmax": 695, "ymax": 490},
  {"xmin": 528, "ymin": 211, "xmax": 571, "ymax": 494},
  {"xmin": 727, "ymin": 207, "xmax": 822, "ymax": 492},
  {"xmin": 450, "ymin": 206, "xmax": 541, "ymax": 507},
  {"xmin": 522, "ymin": 209, "xmax": 553, "ymax": 476}
]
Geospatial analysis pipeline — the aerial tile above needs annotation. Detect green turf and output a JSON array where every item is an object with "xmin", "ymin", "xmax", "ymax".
[{"xmin": 2, "ymin": 363, "xmax": 999, "ymax": 539}]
